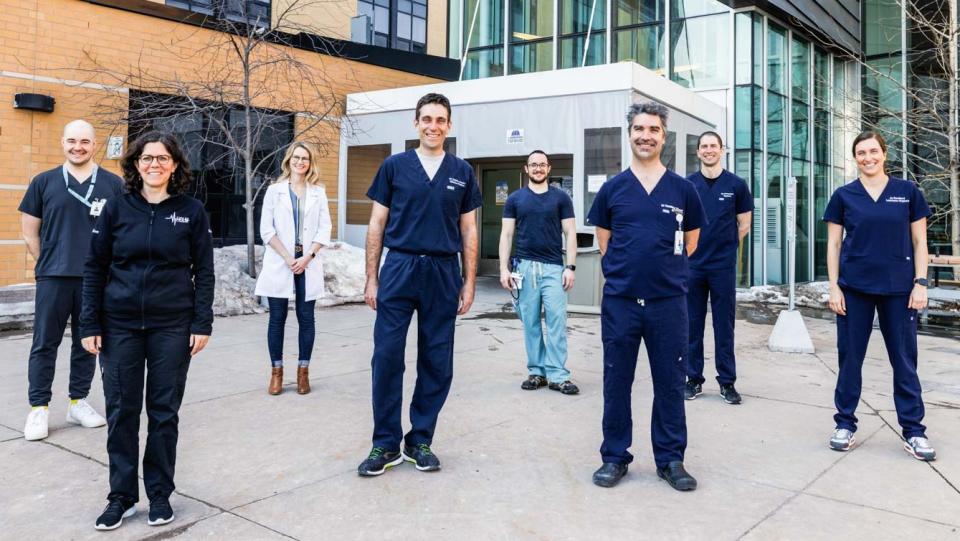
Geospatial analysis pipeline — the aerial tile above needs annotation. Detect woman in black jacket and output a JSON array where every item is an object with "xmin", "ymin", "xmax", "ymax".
[{"xmin": 80, "ymin": 131, "xmax": 214, "ymax": 531}]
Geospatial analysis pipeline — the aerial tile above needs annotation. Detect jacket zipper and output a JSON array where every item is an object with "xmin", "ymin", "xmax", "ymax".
[{"xmin": 142, "ymin": 208, "xmax": 155, "ymax": 329}]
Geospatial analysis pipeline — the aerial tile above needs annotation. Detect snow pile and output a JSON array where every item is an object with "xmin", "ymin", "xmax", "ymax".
[{"xmin": 736, "ymin": 281, "xmax": 831, "ymax": 309}]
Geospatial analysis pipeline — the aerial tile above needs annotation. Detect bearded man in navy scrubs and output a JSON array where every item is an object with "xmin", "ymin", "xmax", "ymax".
[
  {"xmin": 358, "ymin": 93, "xmax": 482, "ymax": 477},
  {"xmin": 588, "ymin": 102, "xmax": 706, "ymax": 491},
  {"xmin": 684, "ymin": 132, "xmax": 753, "ymax": 404}
]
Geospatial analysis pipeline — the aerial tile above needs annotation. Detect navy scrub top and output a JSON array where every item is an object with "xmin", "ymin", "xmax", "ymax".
[
  {"xmin": 687, "ymin": 170, "xmax": 754, "ymax": 269},
  {"xmin": 367, "ymin": 149, "xmax": 483, "ymax": 256},
  {"xmin": 822, "ymin": 177, "xmax": 931, "ymax": 296},
  {"xmin": 587, "ymin": 169, "xmax": 707, "ymax": 300}
]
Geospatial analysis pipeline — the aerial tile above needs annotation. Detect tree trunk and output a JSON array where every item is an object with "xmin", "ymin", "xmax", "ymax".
[
  {"xmin": 950, "ymin": 0, "xmax": 960, "ymax": 276},
  {"xmin": 243, "ymin": 50, "xmax": 257, "ymax": 279}
]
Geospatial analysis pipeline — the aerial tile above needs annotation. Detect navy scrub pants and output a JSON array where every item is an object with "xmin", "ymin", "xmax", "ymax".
[
  {"xmin": 834, "ymin": 288, "xmax": 926, "ymax": 439},
  {"xmin": 686, "ymin": 265, "xmax": 737, "ymax": 386},
  {"xmin": 28, "ymin": 277, "xmax": 96, "ymax": 406},
  {"xmin": 600, "ymin": 294, "xmax": 688, "ymax": 468},
  {"xmin": 100, "ymin": 326, "xmax": 191, "ymax": 504},
  {"xmin": 371, "ymin": 250, "xmax": 462, "ymax": 451}
]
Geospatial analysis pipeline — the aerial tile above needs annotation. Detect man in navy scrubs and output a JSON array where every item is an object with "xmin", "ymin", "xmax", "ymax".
[
  {"xmin": 358, "ymin": 93, "xmax": 482, "ymax": 476},
  {"xmin": 684, "ymin": 132, "xmax": 753, "ymax": 404},
  {"xmin": 588, "ymin": 102, "xmax": 706, "ymax": 491},
  {"xmin": 19, "ymin": 120, "xmax": 123, "ymax": 441}
]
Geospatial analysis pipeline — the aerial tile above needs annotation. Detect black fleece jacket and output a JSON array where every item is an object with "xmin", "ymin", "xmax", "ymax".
[{"xmin": 80, "ymin": 191, "xmax": 215, "ymax": 337}]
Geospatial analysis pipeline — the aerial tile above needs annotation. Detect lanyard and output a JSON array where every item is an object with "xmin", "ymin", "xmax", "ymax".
[{"xmin": 63, "ymin": 165, "xmax": 99, "ymax": 208}]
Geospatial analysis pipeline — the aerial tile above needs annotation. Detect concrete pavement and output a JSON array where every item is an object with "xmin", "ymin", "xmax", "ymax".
[{"xmin": 1, "ymin": 278, "xmax": 958, "ymax": 540}]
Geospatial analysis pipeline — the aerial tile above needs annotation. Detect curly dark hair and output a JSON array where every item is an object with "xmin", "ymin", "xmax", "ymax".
[{"xmin": 120, "ymin": 131, "xmax": 193, "ymax": 194}]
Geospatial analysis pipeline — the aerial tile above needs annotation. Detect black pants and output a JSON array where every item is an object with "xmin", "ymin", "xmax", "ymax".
[
  {"xmin": 100, "ymin": 326, "xmax": 191, "ymax": 504},
  {"xmin": 28, "ymin": 277, "xmax": 95, "ymax": 406}
]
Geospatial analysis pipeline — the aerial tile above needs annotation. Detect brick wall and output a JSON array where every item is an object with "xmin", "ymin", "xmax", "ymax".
[{"xmin": 0, "ymin": 0, "xmax": 439, "ymax": 286}]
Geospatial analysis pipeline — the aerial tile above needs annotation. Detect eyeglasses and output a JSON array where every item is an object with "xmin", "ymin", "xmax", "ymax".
[
  {"xmin": 290, "ymin": 156, "xmax": 311, "ymax": 163},
  {"xmin": 139, "ymin": 155, "xmax": 173, "ymax": 165},
  {"xmin": 527, "ymin": 163, "xmax": 549, "ymax": 169}
]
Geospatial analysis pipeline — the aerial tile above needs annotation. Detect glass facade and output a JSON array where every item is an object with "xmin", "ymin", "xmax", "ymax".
[
  {"xmin": 453, "ymin": 0, "xmax": 860, "ymax": 285},
  {"xmin": 358, "ymin": 0, "xmax": 428, "ymax": 51}
]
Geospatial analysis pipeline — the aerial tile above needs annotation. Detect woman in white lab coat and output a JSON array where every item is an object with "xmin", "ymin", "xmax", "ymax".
[{"xmin": 255, "ymin": 142, "xmax": 332, "ymax": 396}]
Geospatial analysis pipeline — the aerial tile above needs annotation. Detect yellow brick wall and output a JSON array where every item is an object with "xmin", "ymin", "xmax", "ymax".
[{"xmin": 0, "ymin": 0, "xmax": 441, "ymax": 286}]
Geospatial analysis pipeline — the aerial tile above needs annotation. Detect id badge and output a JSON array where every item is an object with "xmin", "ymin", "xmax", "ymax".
[
  {"xmin": 89, "ymin": 199, "xmax": 106, "ymax": 217},
  {"xmin": 674, "ymin": 230, "xmax": 684, "ymax": 255}
]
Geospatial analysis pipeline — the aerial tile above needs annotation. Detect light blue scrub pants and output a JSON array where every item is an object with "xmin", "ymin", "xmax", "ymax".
[{"xmin": 516, "ymin": 259, "xmax": 570, "ymax": 383}]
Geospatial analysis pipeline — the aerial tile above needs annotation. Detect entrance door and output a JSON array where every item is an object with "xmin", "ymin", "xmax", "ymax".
[{"xmin": 478, "ymin": 164, "xmax": 524, "ymax": 275}]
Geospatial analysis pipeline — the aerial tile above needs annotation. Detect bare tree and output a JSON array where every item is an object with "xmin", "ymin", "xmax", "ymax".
[
  {"xmin": 804, "ymin": 0, "xmax": 959, "ymax": 272},
  {"xmin": 75, "ymin": 0, "xmax": 354, "ymax": 278}
]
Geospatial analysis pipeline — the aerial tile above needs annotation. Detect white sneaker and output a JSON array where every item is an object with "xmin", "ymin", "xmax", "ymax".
[
  {"xmin": 66, "ymin": 399, "xmax": 107, "ymax": 428},
  {"xmin": 24, "ymin": 407, "xmax": 49, "ymax": 441},
  {"xmin": 904, "ymin": 436, "xmax": 937, "ymax": 461},
  {"xmin": 829, "ymin": 428, "xmax": 855, "ymax": 451}
]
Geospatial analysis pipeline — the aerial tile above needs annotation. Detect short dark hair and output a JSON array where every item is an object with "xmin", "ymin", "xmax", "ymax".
[
  {"xmin": 121, "ymin": 131, "xmax": 193, "ymax": 195},
  {"xmin": 415, "ymin": 93, "xmax": 452, "ymax": 121},
  {"xmin": 526, "ymin": 149, "xmax": 550, "ymax": 164},
  {"xmin": 627, "ymin": 101, "xmax": 669, "ymax": 129},
  {"xmin": 852, "ymin": 130, "xmax": 887, "ymax": 157},
  {"xmin": 698, "ymin": 131, "xmax": 723, "ymax": 148}
]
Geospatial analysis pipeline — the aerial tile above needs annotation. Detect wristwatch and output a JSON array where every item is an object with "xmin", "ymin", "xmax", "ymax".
[
  {"xmin": 914, "ymin": 277, "xmax": 928, "ymax": 287},
  {"xmin": 565, "ymin": 265, "xmax": 576, "ymax": 271}
]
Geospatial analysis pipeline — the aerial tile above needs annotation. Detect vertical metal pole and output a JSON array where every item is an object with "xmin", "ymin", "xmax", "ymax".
[{"xmin": 787, "ymin": 176, "xmax": 797, "ymax": 310}]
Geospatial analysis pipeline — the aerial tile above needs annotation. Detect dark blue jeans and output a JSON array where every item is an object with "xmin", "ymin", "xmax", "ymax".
[{"xmin": 267, "ymin": 268, "xmax": 315, "ymax": 367}]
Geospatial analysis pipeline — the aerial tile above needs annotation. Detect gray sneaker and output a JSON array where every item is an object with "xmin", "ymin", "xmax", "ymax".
[
  {"xmin": 829, "ymin": 428, "xmax": 855, "ymax": 451},
  {"xmin": 903, "ymin": 436, "xmax": 936, "ymax": 461}
]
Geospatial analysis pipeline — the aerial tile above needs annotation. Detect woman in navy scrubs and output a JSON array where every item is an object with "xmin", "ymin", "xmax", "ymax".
[{"xmin": 823, "ymin": 131, "xmax": 935, "ymax": 461}]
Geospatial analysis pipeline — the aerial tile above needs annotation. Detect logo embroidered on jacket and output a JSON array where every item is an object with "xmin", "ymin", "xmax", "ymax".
[
  {"xmin": 166, "ymin": 212, "xmax": 190, "ymax": 226},
  {"xmin": 448, "ymin": 178, "xmax": 466, "ymax": 187},
  {"xmin": 885, "ymin": 196, "xmax": 910, "ymax": 204}
]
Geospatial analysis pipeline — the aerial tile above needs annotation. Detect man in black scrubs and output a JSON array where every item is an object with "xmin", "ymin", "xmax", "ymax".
[
  {"xmin": 19, "ymin": 120, "xmax": 124, "ymax": 441},
  {"xmin": 588, "ymin": 102, "xmax": 706, "ymax": 491}
]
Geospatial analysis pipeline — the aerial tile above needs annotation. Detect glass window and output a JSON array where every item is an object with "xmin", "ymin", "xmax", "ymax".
[
  {"xmin": 511, "ymin": 0, "xmax": 553, "ymax": 42},
  {"xmin": 616, "ymin": 0, "xmax": 664, "ymax": 26},
  {"xmin": 465, "ymin": 0, "xmax": 505, "ymax": 48},
  {"xmin": 864, "ymin": 0, "xmax": 902, "ymax": 56},
  {"xmin": 615, "ymin": 25, "xmax": 664, "ymax": 70},
  {"xmin": 510, "ymin": 40, "xmax": 554, "ymax": 73},
  {"xmin": 767, "ymin": 91, "xmax": 786, "ymax": 155},
  {"xmin": 793, "ymin": 159, "xmax": 811, "ymax": 282},
  {"xmin": 814, "ymin": 49, "xmax": 829, "ymax": 108},
  {"xmin": 791, "ymin": 38, "xmax": 810, "ymax": 103},
  {"xmin": 865, "ymin": 57, "xmax": 903, "ymax": 113},
  {"xmin": 669, "ymin": 0, "xmax": 727, "ymax": 19},
  {"xmin": 767, "ymin": 23, "xmax": 787, "ymax": 94},
  {"xmin": 734, "ymin": 85, "xmax": 761, "ymax": 150},
  {"xmin": 813, "ymin": 163, "xmax": 830, "ymax": 279},
  {"xmin": 735, "ymin": 12, "xmax": 753, "ymax": 85},
  {"xmin": 463, "ymin": 48, "xmax": 505, "ymax": 79},
  {"xmin": 765, "ymin": 153, "xmax": 786, "ymax": 284},
  {"xmin": 664, "ymin": 131, "xmax": 677, "ymax": 170},
  {"xmin": 686, "ymin": 134, "xmax": 700, "ymax": 175},
  {"xmin": 791, "ymin": 101, "xmax": 809, "ymax": 160},
  {"xmin": 584, "ymin": 127, "xmax": 622, "ymax": 220},
  {"xmin": 561, "ymin": 0, "xmax": 605, "ymax": 33},
  {"xmin": 670, "ymin": 14, "xmax": 730, "ymax": 88},
  {"xmin": 559, "ymin": 33, "xmax": 606, "ymax": 69}
]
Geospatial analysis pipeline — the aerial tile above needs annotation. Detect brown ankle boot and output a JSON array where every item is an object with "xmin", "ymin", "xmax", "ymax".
[
  {"xmin": 268, "ymin": 367, "xmax": 283, "ymax": 395},
  {"xmin": 297, "ymin": 366, "xmax": 310, "ymax": 395}
]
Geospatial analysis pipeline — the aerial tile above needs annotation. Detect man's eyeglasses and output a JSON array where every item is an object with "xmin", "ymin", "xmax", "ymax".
[
  {"xmin": 139, "ymin": 155, "xmax": 173, "ymax": 165},
  {"xmin": 526, "ymin": 163, "xmax": 549, "ymax": 169}
]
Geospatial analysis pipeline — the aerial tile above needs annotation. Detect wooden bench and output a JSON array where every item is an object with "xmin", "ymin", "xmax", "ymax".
[{"xmin": 929, "ymin": 255, "xmax": 960, "ymax": 287}]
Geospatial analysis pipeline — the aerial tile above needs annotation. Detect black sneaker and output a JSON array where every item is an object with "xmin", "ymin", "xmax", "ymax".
[
  {"xmin": 592, "ymin": 463, "xmax": 628, "ymax": 488},
  {"xmin": 521, "ymin": 375, "xmax": 547, "ymax": 390},
  {"xmin": 94, "ymin": 500, "xmax": 136, "ymax": 531},
  {"xmin": 548, "ymin": 380, "xmax": 580, "ymax": 395},
  {"xmin": 656, "ymin": 461, "xmax": 698, "ymax": 491},
  {"xmin": 147, "ymin": 496, "xmax": 174, "ymax": 526},
  {"xmin": 719, "ymin": 383, "xmax": 742, "ymax": 404},
  {"xmin": 684, "ymin": 380, "xmax": 702, "ymax": 400},
  {"xmin": 357, "ymin": 447, "xmax": 403, "ymax": 476},
  {"xmin": 402, "ymin": 443, "xmax": 441, "ymax": 472}
]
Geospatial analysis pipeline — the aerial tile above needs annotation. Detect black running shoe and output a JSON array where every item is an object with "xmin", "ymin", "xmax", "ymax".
[
  {"xmin": 147, "ymin": 496, "xmax": 174, "ymax": 526},
  {"xmin": 684, "ymin": 380, "xmax": 702, "ymax": 400},
  {"xmin": 357, "ymin": 447, "xmax": 403, "ymax": 476},
  {"xmin": 548, "ymin": 380, "xmax": 580, "ymax": 395},
  {"xmin": 94, "ymin": 500, "xmax": 136, "ymax": 531},
  {"xmin": 521, "ymin": 375, "xmax": 547, "ymax": 390},
  {"xmin": 719, "ymin": 383, "xmax": 742, "ymax": 405},
  {"xmin": 402, "ymin": 443, "xmax": 441, "ymax": 472},
  {"xmin": 657, "ymin": 461, "xmax": 698, "ymax": 491}
]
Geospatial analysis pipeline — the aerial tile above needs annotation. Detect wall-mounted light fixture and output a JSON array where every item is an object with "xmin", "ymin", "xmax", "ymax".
[{"xmin": 13, "ymin": 93, "xmax": 55, "ymax": 113}]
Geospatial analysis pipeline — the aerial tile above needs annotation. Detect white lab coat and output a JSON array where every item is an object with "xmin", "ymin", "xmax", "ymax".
[{"xmin": 254, "ymin": 181, "xmax": 332, "ymax": 301}]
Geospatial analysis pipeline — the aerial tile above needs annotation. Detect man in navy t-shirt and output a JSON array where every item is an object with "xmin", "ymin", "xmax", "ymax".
[
  {"xmin": 358, "ymin": 93, "xmax": 482, "ymax": 477},
  {"xmin": 684, "ymin": 132, "xmax": 753, "ymax": 405},
  {"xmin": 19, "ymin": 120, "xmax": 123, "ymax": 441},
  {"xmin": 587, "ymin": 102, "xmax": 706, "ymax": 492},
  {"xmin": 498, "ymin": 150, "xmax": 579, "ymax": 395}
]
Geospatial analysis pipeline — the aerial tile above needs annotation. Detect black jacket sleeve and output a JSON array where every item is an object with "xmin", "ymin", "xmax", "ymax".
[
  {"xmin": 190, "ymin": 206, "xmax": 216, "ymax": 335},
  {"xmin": 80, "ymin": 201, "xmax": 115, "ymax": 338}
]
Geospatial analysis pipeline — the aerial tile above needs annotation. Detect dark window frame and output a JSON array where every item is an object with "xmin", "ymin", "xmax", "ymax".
[
  {"xmin": 167, "ymin": 0, "xmax": 271, "ymax": 26},
  {"xmin": 358, "ymin": 0, "xmax": 428, "ymax": 53}
]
